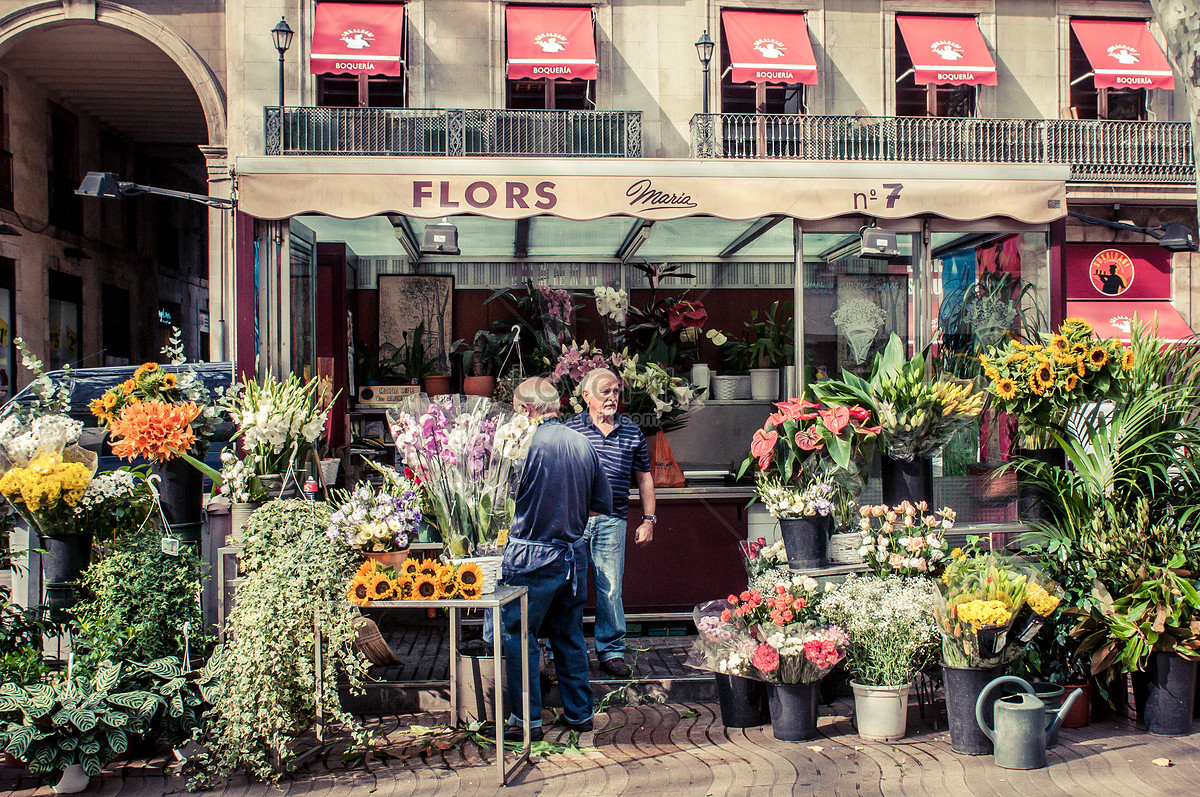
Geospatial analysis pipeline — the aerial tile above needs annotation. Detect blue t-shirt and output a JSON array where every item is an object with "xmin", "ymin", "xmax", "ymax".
[
  {"xmin": 565, "ymin": 411, "xmax": 651, "ymax": 519},
  {"xmin": 510, "ymin": 419, "xmax": 613, "ymax": 545}
]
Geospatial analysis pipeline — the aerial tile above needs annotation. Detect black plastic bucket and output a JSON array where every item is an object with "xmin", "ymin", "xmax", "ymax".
[
  {"xmin": 715, "ymin": 674, "xmax": 770, "ymax": 728},
  {"xmin": 942, "ymin": 662, "xmax": 1002, "ymax": 755},
  {"xmin": 766, "ymin": 682, "xmax": 820, "ymax": 741}
]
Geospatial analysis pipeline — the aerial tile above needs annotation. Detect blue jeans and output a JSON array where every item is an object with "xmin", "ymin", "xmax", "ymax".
[
  {"xmin": 585, "ymin": 514, "xmax": 627, "ymax": 662},
  {"xmin": 501, "ymin": 558, "xmax": 592, "ymax": 728}
]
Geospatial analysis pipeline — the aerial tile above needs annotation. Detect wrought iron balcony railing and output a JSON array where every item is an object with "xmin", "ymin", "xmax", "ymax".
[
  {"xmin": 690, "ymin": 114, "xmax": 1194, "ymax": 183},
  {"xmin": 265, "ymin": 107, "xmax": 642, "ymax": 157}
]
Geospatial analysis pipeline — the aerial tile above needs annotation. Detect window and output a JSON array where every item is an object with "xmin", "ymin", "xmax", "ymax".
[
  {"xmin": 895, "ymin": 22, "xmax": 975, "ymax": 117},
  {"xmin": 1069, "ymin": 22, "xmax": 1147, "ymax": 120},
  {"xmin": 47, "ymin": 105, "xmax": 81, "ymax": 231},
  {"xmin": 0, "ymin": 87, "xmax": 11, "ymax": 211},
  {"xmin": 505, "ymin": 79, "xmax": 593, "ymax": 110},
  {"xmin": 0, "ymin": 258, "xmax": 13, "ymax": 399},
  {"xmin": 317, "ymin": 74, "xmax": 406, "ymax": 108},
  {"xmin": 101, "ymin": 284, "xmax": 130, "ymax": 366},
  {"xmin": 718, "ymin": 36, "xmax": 805, "ymax": 115},
  {"xmin": 48, "ymin": 270, "xmax": 82, "ymax": 370}
]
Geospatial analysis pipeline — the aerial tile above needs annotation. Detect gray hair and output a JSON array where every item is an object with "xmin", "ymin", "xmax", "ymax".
[
  {"xmin": 580, "ymin": 368, "xmax": 620, "ymax": 397},
  {"xmin": 513, "ymin": 377, "xmax": 561, "ymax": 415}
]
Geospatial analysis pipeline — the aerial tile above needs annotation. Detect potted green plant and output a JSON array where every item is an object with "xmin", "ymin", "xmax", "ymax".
[
  {"xmin": 458, "ymin": 330, "xmax": 506, "ymax": 397},
  {"xmin": 395, "ymin": 323, "xmax": 447, "ymax": 395},
  {"xmin": 0, "ymin": 661, "xmax": 160, "ymax": 791},
  {"xmin": 821, "ymin": 575, "xmax": 939, "ymax": 742},
  {"xmin": 745, "ymin": 301, "xmax": 794, "ymax": 401},
  {"xmin": 707, "ymin": 329, "xmax": 753, "ymax": 400}
]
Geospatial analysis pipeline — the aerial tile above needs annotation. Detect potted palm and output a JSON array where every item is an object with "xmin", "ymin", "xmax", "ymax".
[{"xmin": 821, "ymin": 575, "xmax": 939, "ymax": 741}]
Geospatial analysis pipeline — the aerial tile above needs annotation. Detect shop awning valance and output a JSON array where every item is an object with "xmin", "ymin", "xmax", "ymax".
[
  {"xmin": 1066, "ymin": 301, "xmax": 1194, "ymax": 343},
  {"xmin": 896, "ymin": 15, "xmax": 997, "ymax": 86},
  {"xmin": 721, "ymin": 10, "xmax": 817, "ymax": 85},
  {"xmin": 506, "ymin": 6, "xmax": 597, "ymax": 80},
  {"xmin": 235, "ymin": 157, "xmax": 1068, "ymax": 224},
  {"xmin": 1070, "ymin": 19, "xmax": 1175, "ymax": 90},
  {"xmin": 310, "ymin": 2, "xmax": 406, "ymax": 76}
]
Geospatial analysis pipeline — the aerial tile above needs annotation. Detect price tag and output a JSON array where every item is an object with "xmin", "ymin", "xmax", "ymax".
[{"xmin": 161, "ymin": 536, "xmax": 180, "ymax": 556}]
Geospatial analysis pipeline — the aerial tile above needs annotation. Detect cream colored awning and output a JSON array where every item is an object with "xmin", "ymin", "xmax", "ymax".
[{"xmin": 235, "ymin": 157, "xmax": 1068, "ymax": 224}]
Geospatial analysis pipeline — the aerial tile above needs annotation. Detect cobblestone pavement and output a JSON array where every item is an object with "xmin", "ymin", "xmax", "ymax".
[{"xmin": 3, "ymin": 697, "xmax": 1199, "ymax": 797}]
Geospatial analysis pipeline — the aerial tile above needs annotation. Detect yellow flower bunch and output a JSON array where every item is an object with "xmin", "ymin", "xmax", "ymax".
[
  {"xmin": 1024, "ymin": 582, "xmax": 1061, "ymax": 617},
  {"xmin": 980, "ymin": 318, "xmax": 1130, "ymax": 446},
  {"xmin": 0, "ymin": 454, "xmax": 92, "ymax": 512},
  {"xmin": 90, "ymin": 360, "xmax": 187, "ymax": 428},
  {"xmin": 954, "ymin": 599, "xmax": 1012, "ymax": 628}
]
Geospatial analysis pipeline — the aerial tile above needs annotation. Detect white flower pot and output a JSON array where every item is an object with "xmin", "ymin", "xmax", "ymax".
[
  {"xmin": 690, "ymin": 364, "xmax": 711, "ymax": 397},
  {"xmin": 851, "ymin": 681, "xmax": 912, "ymax": 741},
  {"xmin": 451, "ymin": 555, "xmax": 502, "ymax": 594},
  {"xmin": 828, "ymin": 532, "xmax": 864, "ymax": 565},
  {"xmin": 749, "ymin": 368, "xmax": 779, "ymax": 400},
  {"xmin": 710, "ymin": 375, "xmax": 741, "ymax": 401},
  {"xmin": 54, "ymin": 764, "xmax": 89, "ymax": 794},
  {"xmin": 732, "ymin": 374, "xmax": 753, "ymax": 400}
]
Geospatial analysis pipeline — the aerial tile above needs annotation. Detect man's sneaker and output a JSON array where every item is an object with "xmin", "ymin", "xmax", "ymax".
[
  {"xmin": 599, "ymin": 658, "xmax": 631, "ymax": 678},
  {"xmin": 564, "ymin": 718, "xmax": 594, "ymax": 733},
  {"xmin": 504, "ymin": 724, "xmax": 543, "ymax": 743}
]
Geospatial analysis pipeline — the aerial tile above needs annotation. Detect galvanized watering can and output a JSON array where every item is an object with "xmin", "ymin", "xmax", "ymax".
[{"xmin": 975, "ymin": 676, "xmax": 1082, "ymax": 769}]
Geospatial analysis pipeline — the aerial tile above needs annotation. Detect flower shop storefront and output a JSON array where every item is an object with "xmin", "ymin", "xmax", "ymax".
[{"xmin": 234, "ymin": 156, "xmax": 1067, "ymax": 614}]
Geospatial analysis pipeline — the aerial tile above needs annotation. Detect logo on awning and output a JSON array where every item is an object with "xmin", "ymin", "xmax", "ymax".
[
  {"xmin": 930, "ymin": 40, "xmax": 965, "ymax": 61},
  {"xmin": 340, "ymin": 28, "xmax": 375, "ymax": 50},
  {"xmin": 753, "ymin": 38, "xmax": 787, "ymax": 58},
  {"xmin": 1106, "ymin": 44, "xmax": 1140, "ymax": 64},
  {"xmin": 535, "ymin": 32, "xmax": 568, "ymax": 52},
  {"xmin": 1089, "ymin": 249, "xmax": 1135, "ymax": 296},
  {"xmin": 1109, "ymin": 315, "xmax": 1133, "ymax": 334}
]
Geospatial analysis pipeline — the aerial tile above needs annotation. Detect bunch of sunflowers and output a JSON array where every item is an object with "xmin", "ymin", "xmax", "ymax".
[
  {"xmin": 347, "ymin": 557, "xmax": 485, "ymax": 605},
  {"xmin": 980, "ymin": 318, "xmax": 1132, "ymax": 447},
  {"xmin": 90, "ymin": 361, "xmax": 184, "ymax": 427}
]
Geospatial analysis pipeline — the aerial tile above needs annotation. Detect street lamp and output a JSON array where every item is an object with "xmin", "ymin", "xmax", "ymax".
[
  {"xmin": 695, "ymin": 31, "xmax": 715, "ymax": 115},
  {"xmin": 272, "ymin": 17, "xmax": 294, "ymax": 108},
  {"xmin": 75, "ymin": 171, "xmax": 233, "ymax": 210},
  {"xmin": 1068, "ymin": 211, "xmax": 1197, "ymax": 252}
]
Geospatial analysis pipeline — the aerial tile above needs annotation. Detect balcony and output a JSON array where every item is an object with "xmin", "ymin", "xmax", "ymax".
[
  {"xmin": 264, "ymin": 107, "xmax": 642, "ymax": 157},
  {"xmin": 690, "ymin": 114, "xmax": 1195, "ymax": 184}
]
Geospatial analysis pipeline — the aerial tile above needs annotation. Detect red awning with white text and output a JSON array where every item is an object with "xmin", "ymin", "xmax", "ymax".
[
  {"xmin": 1066, "ymin": 301, "xmax": 1195, "ymax": 343},
  {"xmin": 506, "ymin": 6, "xmax": 597, "ymax": 80},
  {"xmin": 311, "ymin": 2, "xmax": 405, "ymax": 76},
  {"xmin": 1070, "ymin": 19, "xmax": 1175, "ymax": 90},
  {"xmin": 721, "ymin": 10, "xmax": 818, "ymax": 85},
  {"xmin": 896, "ymin": 15, "xmax": 997, "ymax": 86}
]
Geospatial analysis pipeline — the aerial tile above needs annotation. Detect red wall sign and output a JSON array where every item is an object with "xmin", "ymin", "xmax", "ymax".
[{"xmin": 1064, "ymin": 244, "xmax": 1171, "ymax": 301}]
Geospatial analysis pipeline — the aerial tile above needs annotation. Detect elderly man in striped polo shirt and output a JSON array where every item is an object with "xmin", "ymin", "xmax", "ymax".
[{"xmin": 565, "ymin": 367, "xmax": 655, "ymax": 678}]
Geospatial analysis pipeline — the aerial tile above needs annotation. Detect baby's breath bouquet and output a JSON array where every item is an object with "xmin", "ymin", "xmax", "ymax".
[{"xmin": 821, "ymin": 575, "xmax": 939, "ymax": 686}]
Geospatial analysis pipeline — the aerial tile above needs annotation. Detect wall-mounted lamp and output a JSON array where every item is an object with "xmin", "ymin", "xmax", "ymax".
[
  {"xmin": 76, "ymin": 171, "xmax": 232, "ymax": 210},
  {"xmin": 420, "ymin": 218, "xmax": 460, "ymax": 255},
  {"xmin": 1069, "ymin": 211, "xmax": 1197, "ymax": 253}
]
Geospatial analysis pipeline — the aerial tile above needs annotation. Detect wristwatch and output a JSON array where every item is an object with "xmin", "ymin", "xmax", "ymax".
[{"xmin": 642, "ymin": 514, "xmax": 657, "ymax": 524}]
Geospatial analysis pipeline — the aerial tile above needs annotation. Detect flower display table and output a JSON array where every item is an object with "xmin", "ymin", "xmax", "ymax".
[{"xmin": 314, "ymin": 585, "xmax": 532, "ymax": 785}]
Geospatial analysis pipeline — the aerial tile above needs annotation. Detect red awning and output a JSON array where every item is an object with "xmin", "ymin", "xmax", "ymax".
[
  {"xmin": 1070, "ymin": 19, "xmax": 1175, "ymax": 90},
  {"xmin": 1067, "ymin": 301, "xmax": 1195, "ymax": 343},
  {"xmin": 721, "ymin": 10, "xmax": 817, "ymax": 85},
  {"xmin": 896, "ymin": 15, "xmax": 997, "ymax": 86},
  {"xmin": 506, "ymin": 6, "xmax": 597, "ymax": 80},
  {"xmin": 311, "ymin": 2, "xmax": 405, "ymax": 76}
]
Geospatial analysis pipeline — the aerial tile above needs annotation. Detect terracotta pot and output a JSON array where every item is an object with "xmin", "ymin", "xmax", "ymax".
[
  {"xmin": 423, "ymin": 375, "xmax": 453, "ymax": 396},
  {"xmin": 462, "ymin": 375, "xmax": 496, "ymax": 397},
  {"xmin": 1061, "ymin": 682, "xmax": 1090, "ymax": 728},
  {"xmin": 364, "ymin": 549, "xmax": 410, "ymax": 569}
]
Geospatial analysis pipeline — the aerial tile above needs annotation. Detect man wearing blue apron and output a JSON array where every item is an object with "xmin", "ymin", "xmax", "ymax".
[{"xmin": 502, "ymin": 377, "xmax": 612, "ymax": 742}]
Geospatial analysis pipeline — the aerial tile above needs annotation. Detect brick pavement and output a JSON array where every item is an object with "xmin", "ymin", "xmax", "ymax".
[{"xmin": 3, "ymin": 697, "xmax": 1199, "ymax": 796}]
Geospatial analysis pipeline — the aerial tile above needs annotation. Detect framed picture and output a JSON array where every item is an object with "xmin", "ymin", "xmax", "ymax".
[{"xmin": 377, "ymin": 274, "xmax": 454, "ymax": 373}]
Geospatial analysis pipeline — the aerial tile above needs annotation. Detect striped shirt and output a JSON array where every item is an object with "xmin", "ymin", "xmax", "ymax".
[{"xmin": 566, "ymin": 411, "xmax": 650, "ymax": 519}]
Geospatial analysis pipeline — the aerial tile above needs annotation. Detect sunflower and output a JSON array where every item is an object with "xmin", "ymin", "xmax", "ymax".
[
  {"xmin": 1076, "ymin": 357, "xmax": 1087, "ymax": 378},
  {"xmin": 393, "ymin": 574, "xmax": 413, "ymax": 599},
  {"xmin": 1064, "ymin": 317, "xmax": 1094, "ymax": 332},
  {"xmin": 1065, "ymin": 374, "xmax": 1079, "ymax": 392},
  {"xmin": 348, "ymin": 577, "xmax": 372, "ymax": 606},
  {"xmin": 102, "ymin": 391, "xmax": 119, "ymax": 409},
  {"xmin": 1070, "ymin": 342, "xmax": 1088, "ymax": 355},
  {"xmin": 995, "ymin": 379, "xmax": 1018, "ymax": 401},
  {"xmin": 1122, "ymin": 349, "xmax": 1135, "ymax": 371},
  {"xmin": 1034, "ymin": 363, "xmax": 1054, "ymax": 389},
  {"xmin": 162, "ymin": 373, "xmax": 178, "ymax": 389},
  {"xmin": 984, "ymin": 367, "xmax": 999, "ymax": 382},
  {"xmin": 1050, "ymin": 335, "xmax": 1069, "ymax": 353},
  {"xmin": 368, "ymin": 573, "xmax": 393, "ymax": 600},
  {"xmin": 456, "ymin": 562, "xmax": 485, "ymax": 595},
  {"xmin": 436, "ymin": 563, "xmax": 456, "ymax": 587},
  {"xmin": 121, "ymin": 379, "xmax": 136, "ymax": 396},
  {"xmin": 89, "ymin": 397, "xmax": 106, "ymax": 418},
  {"xmin": 412, "ymin": 573, "xmax": 442, "ymax": 600},
  {"xmin": 1053, "ymin": 351, "xmax": 1076, "ymax": 366},
  {"xmin": 1028, "ymin": 372, "xmax": 1045, "ymax": 395},
  {"xmin": 134, "ymin": 362, "xmax": 159, "ymax": 377},
  {"xmin": 401, "ymin": 557, "xmax": 421, "ymax": 576},
  {"xmin": 418, "ymin": 559, "xmax": 441, "ymax": 579},
  {"xmin": 1006, "ymin": 352, "xmax": 1029, "ymax": 364},
  {"xmin": 458, "ymin": 583, "xmax": 482, "ymax": 600},
  {"xmin": 1087, "ymin": 347, "xmax": 1109, "ymax": 370}
]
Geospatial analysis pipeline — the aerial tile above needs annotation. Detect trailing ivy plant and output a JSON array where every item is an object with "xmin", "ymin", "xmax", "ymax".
[
  {"xmin": 203, "ymin": 499, "xmax": 368, "ymax": 783},
  {"xmin": 0, "ymin": 661, "xmax": 160, "ymax": 781}
]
